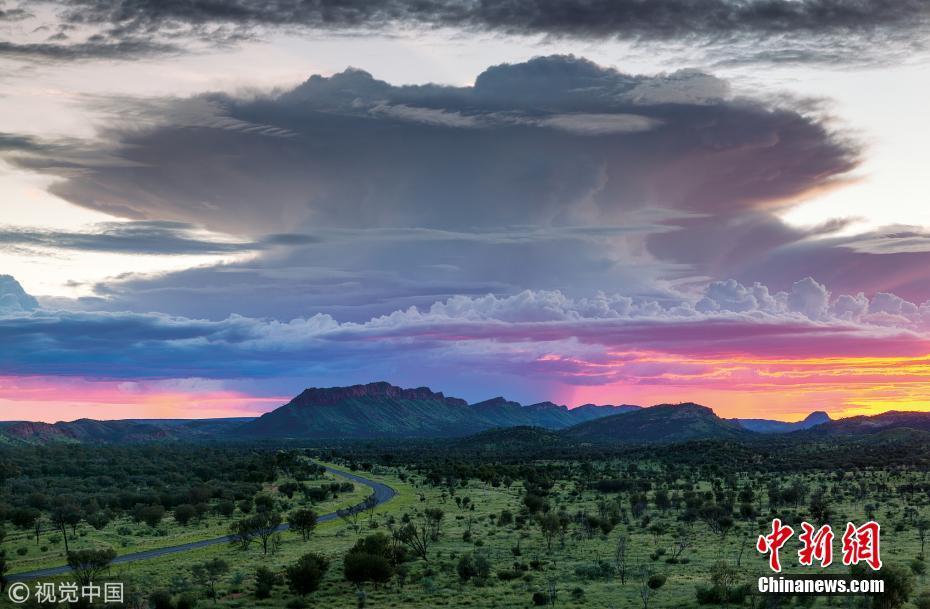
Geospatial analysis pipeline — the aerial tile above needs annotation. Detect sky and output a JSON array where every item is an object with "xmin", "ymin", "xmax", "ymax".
[{"xmin": 2, "ymin": 0, "xmax": 930, "ymax": 422}]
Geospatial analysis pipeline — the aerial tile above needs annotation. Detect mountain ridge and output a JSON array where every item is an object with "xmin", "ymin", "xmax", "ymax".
[{"xmin": 3, "ymin": 382, "xmax": 929, "ymax": 446}]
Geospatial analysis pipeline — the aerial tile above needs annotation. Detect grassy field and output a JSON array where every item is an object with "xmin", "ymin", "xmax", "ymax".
[
  {"xmin": 8, "ymin": 463, "xmax": 926, "ymax": 608},
  {"xmin": 4, "ymin": 467, "xmax": 369, "ymax": 574},
  {"xmin": 4, "ymin": 452, "xmax": 930, "ymax": 608}
]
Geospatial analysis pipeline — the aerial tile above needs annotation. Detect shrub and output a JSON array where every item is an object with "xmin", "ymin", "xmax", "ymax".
[
  {"xmin": 915, "ymin": 591, "xmax": 930, "ymax": 609},
  {"xmin": 532, "ymin": 591, "xmax": 548, "ymax": 606},
  {"xmin": 457, "ymin": 553, "xmax": 477, "ymax": 582},
  {"xmin": 344, "ymin": 552, "xmax": 393, "ymax": 587},
  {"xmin": 175, "ymin": 592, "xmax": 198, "ymax": 609},
  {"xmin": 149, "ymin": 590, "xmax": 175, "ymax": 609},
  {"xmin": 286, "ymin": 553, "xmax": 329, "ymax": 596},
  {"xmin": 910, "ymin": 558, "xmax": 926, "ymax": 576},
  {"xmin": 254, "ymin": 566, "xmax": 278, "ymax": 599}
]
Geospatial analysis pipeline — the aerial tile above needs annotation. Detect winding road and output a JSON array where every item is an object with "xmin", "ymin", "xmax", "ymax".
[{"xmin": 9, "ymin": 465, "xmax": 396, "ymax": 581}]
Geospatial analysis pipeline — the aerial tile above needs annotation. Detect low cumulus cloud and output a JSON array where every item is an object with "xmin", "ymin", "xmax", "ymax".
[
  {"xmin": 2, "ymin": 0, "xmax": 927, "ymax": 64},
  {"xmin": 4, "ymin": 274, "xmax": 930, "ymax": 388}
]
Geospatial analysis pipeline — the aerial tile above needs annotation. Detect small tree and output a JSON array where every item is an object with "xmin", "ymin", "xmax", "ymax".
[
  {"xmin": 289, "ymin": 509, "xmax": 318, "ymax": 542},
  {"xmin": 537, "ymin": 512, "xmax": 561, "ymax": 552},
  {"xmin": 230, "ymin": 511, "xmax": 282, "ymax": 555},
  {"xmin": 67, "ymin": 547, "xmax": 117, "ymax": 588},
  {"xmin": 615, "ymin": 535, "xmax": 628, "ymax": 584},
  {"xmin": 287, "ymin": 552, "xmax": 329, "ymax": 596},
  {"xmin": 917, "ymin": 518, "xmax": 930, "ymax": 559},
  {"xmin": 364, "ymin": 494, "xmax": 378, "ymax": 523},
  {"xmin": 397, "ymin": 509, "xmax": 444, "ymax": 562},
  {"xmin": 639, "ymin": 566, "xmax": 666, "ymax": 609},
  {"xmin": 192, "ymin": 558, "xmax": 229, "ymax": 603}
]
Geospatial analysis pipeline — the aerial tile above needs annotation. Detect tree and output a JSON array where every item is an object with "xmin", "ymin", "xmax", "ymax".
[
  {"xmin": 809, "ymin": 492, "xmax": 832, "ymax": 522},
  {"xmin": 709, "ymin": 560, "xmax": 739, "ymax": 601},
  {"xmin": 0, "ymin": 549, "xmax": 8, "ymax": 594},
  {"xmin": 287, "ymin": 552, "xmax": 329, "ymax": 596},
  {"xmin": 254, "ymin": 566, "xmax": 278, "ymax": 599},
  {"xmin": 363, "ymin": 493, "xmax": 378, "ymax": 523},
  {"xmin": 917, "ymin": 518, "xmax": 930, "ymax": 559},
  {"xmin": 0, "ymin": 459, "xmax": 21, "ymax": 489},
  {"xmin": 133, "ymin": 504, "xmax": 165, "ymax": 529},
  {"xmin": 851, "ymin": 563, "xmax": 915, "ymax": 609},
  {"xmin": 537, "ymin": 512, "xmax": 561, "ymax": 552},
  {"xmin": 67, "ymin": 547, "xmax": 117, "ymax": 588},
  {"xmin": 192, "ymin": 558, "xmax": 229, "ymax": 603},
  {"xmin": 397, "ymin": 509, "xmax": 444, "ymax": 562},
  {"xmin": 638, "ymin": 566, "xmax": 666, "ymax": 609},
  {"xmin": 614, "ymin": 535, "xmax": 628, "ymax": 584},
  {"xmin": 288, "ymin": 509, "xmax": 318, "ymax": 542},
  {"xmin": 174, "ymin": 504, "xmax": 197, "ymax": 526},
  {"xmin": 230, "ymin": 511, "xmax": 282, "ymax": 555},
  {"xmin": 10, "ymin": 507, "xmax": 41, "ymax": 544},
  {"xmin": 671, "ymin": 526, "xmax": 692, "ymax": 561},
  {"xmin": 50, "ymin": 503, "xmax": 83, "ymax": 553}
]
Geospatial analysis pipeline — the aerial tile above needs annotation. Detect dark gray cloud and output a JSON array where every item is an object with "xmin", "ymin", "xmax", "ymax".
[
  {"xmin": 0, "ymin": 221, "xmax": 312, "ymax": 255},
  {"xmin": 5, "ymin": 0, "xmax": 927, "ymax": 63},
  {"xmin": 49, "ymin": 0, "xmax": 930, "ymax": 36},
  {"xmin": 71, "ymin": 225, "xmax": 678, "ymax": 321},
  {"xmin": 0, "ymin": 39, "xmax": 177, "ymax": 61},
  {"xmin": 4, "ymin": 56, "xmax": 857, "ymax": 235},
  {"xmin": 0, "ymin": 56, "xmax": 862, "ymax": 319}
]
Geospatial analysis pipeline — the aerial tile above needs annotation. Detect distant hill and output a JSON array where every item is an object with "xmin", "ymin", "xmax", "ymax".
[
  {"xmin": 562, "ymin": 402, "xmax": 753, "ymax": 445},
  {"xmin": 0, "ymin": 418, "xmax": 246, "ymax": 445},
  {"xmin": 239, "ymin": 382, "xmax": 477, "ymax": 438},
  {"xmin": 797, "ymin": 410, "xmax": 930, "ymax": 437},
  {"xmin": 237, "ymin": 382, "xmax": 635, "ymax": 439},
  {"xmin": 9, "ymin": 382, "xmax": 930, "ymax": 447},
  {"xmin": 470, "ymin": 397, "xmax": 638, "ymax": 429},
  {"xmin": 733, "ymin": 411, "xmax": 831, "ymax": 433}
]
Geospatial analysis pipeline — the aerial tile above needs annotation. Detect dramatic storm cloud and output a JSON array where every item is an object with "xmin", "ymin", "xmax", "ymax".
[{"xmin": 2, "ymin": 56, "xmax": 869, "ymax": 320}]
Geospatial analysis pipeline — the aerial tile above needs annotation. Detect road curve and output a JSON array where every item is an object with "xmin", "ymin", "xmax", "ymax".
[{"xmin": 9, "ymin": 465, "xmax": 396, "ymax": 581}]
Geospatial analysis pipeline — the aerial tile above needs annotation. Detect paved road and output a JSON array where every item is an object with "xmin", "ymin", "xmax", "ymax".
[{"xmin": 9, "ymin": 465, "xmax": 396, "ymax": 581}]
